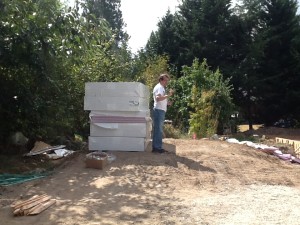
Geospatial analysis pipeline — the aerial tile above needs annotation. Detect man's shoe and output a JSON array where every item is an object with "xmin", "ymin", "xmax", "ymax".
[
  {"xmin": 152, "ymin": 148, "xmax": 161, "ymax": 153},
  {"xmin": 152, "ymin": 148, "xmax": 168, "ymax": 153}
]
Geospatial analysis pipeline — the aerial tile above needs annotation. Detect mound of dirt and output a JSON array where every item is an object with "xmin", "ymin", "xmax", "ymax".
[{"xmin": 0, "ymin": 128, "xmax": 300, "ymax": 224}]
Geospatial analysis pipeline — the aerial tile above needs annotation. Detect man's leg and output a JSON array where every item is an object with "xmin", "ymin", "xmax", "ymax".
[{"xmin": 152, "ymin": 109, "xmax": 165, "ymax": 150}]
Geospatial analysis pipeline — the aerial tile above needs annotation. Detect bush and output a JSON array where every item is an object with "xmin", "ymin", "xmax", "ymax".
[
  {"xmin": 187, "ymin": 59, "xmax": 234, "ymax": 138},
  {"xmin": 163, "ymin": 124, "xmax": 182, "ymax": 139}
]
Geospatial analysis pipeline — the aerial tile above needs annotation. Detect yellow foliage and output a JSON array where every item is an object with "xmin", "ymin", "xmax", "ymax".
[{"xmin": 142, "ymin": 55, "xmax": 170, "ymax": 90}]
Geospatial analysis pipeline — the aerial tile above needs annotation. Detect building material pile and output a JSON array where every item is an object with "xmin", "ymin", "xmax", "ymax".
[
  {"xmin": 24, "ymin": 141, "xmax": 75, "ymax": 159},
  {"xmin": 11, "ymin": 194, "xmax": 56, "ymax": 216},
  {"xmin": 84, "ymin": 82, "xmax": 152, "ymax": 151},
  {"xmin": 226, "ymin": 137, "xmax": 300, "ymax": 164},
  {"xmin": 275, "ymin": 137, "xmax": 300, "ymax": 158}
]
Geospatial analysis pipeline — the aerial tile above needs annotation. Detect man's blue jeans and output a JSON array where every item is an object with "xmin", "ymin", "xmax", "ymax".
[{"xmin": 152, "ymin": 108, "xmax": 166, "ymax": 150}]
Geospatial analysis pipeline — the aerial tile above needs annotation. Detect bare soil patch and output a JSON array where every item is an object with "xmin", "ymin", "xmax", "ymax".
[
  {"xmin": 1, "ymin": 127, "xmax": 300, "ymax": 225},
  {"xmin": 238, "ymin": 124, "xmax": 264, "ymax": 132}
]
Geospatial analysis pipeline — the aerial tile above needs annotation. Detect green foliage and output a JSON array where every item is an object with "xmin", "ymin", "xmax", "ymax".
[
  {"xmin": 1, "ymin": 0, "xmax": 300, "ymax": 148},
  {"xmin": 181, "ymin": 59, "xmax": 234, "ymax": 137},
  {"xmin": 166, "ymin": 71, "xmax": 194, "ymax": 131},
  {"xmin": 140, "ymin": 55, "xmax": 170, "ymax": 90},
  {"xmin": 0, "ymin": 0, "xmax": 132, "ymax": 145},
  {"xmin": 146, "ymin": 0, "xmax": 236, "ymax": 78},
  {"xmin": 142, "ymin": 0, "xmax": 300, "ymax": 128},
  {"xmin": 232, "ymin": 0, "xmax": 300, "ymax": 125},
  {"xmin": 84, "ymin": 0, "xmax": 128, "ymax": 44},
  {"xmin": 257, "ymin": 0, "xmax": 300, "ymax": 124},
  {"xmin": 133, "ymin": 55, "xmax": 170, "ymax": 110},
  {"xmin": 163, "ymin": 124, "xmax": 182, "ymax": 139},
  {"xmin": 166, "ymin": 59, "xmax": 234, "ymax": 136},
  {"xmin": 190, "ymin": 90, "xmax": 220, "ymax": 137}
]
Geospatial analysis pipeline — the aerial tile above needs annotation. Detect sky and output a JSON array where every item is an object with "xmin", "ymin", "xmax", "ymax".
[{"xmin": 120, "ymin": 0, "xmax": 180, "ymax": 53}]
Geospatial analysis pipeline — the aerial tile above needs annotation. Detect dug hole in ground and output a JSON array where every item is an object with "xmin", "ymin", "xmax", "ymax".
[{"xmin": 1, "ymin": 127, "xmax": 300, "ymax": 225}]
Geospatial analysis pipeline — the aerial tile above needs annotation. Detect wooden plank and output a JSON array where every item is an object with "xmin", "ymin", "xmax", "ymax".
[
  {"xmin": 276, "ymin": 137, "xmax": 297, "ymax": 146},
  {"xmin": 21, "ymin": 196, "xmax": 51, "ymax": 210},
  {"xmin": 11, "ymin": 195, "xmax": 40, "ymax": 208},
  {"xmin": 28, "ymin": 199, "xmax": 56, "ymax": 215},
  {"xmin": 13, "ymin": 208, "xmax": 21, "ymax": 216},
  {"xmin": 288, "ymin": 139, "xmax": 295, "ymax": 146},
  {"xmin": 276, "ymin": 137, "xmax": 290, "ymax": 144},
  {"xmin": 12, "ymin": 194, "xmax": 47, "ymax": 210},
  {"xmin": 13, "ymin": 194, "xmax": 48, "ymax": 210},
  {"xmin": 294, "ymin": 141, "xmax": 300, "ymax": 158}
]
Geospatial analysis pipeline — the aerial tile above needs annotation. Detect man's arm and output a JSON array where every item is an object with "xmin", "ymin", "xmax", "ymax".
[
  {"xmin": 155, "ymin": 89, "xmax": 174, "ymax": 101},
  {"xmin": 155, "ymin": 93, "xmax": 168, "ymax": 101}
]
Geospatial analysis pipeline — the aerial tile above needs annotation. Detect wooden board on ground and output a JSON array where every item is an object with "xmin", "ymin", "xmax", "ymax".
[
  {"xmin": 28, "ymin": 199, "xmax": 56, "ymax": 215},
  {"xmin": 11, "ymin": 194, "xmax": 55, "ymax": 216}
]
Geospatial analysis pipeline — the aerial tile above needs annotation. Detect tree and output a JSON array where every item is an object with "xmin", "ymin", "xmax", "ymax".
[
  {"xmin": 236, "ymin": 0, "xmax": 300, "ymax": 125},
  {"xmin": 150, "ymin": 0, "xmax": 236, "ymax": 76},
  {"xmin": 230, "ymin": 0, "xmax": 264, "ymax": 129},
  {"xmin": 187, "ymin": 59, "xmax": 234, "ymax": 137},
  {"xmin": 166, "ymin": 59, "xmax": 234, "ymax": 134},
  {"xmin": 258, "ymin": 0, "xmax": 300, "ymax": 124},
  {"xmin": 83, "ymin": 0, "xmax": 128, "ymax": 45},
  {"xmin": 0, "ymin": 0, "xmax": 123, "ymax": 145}
]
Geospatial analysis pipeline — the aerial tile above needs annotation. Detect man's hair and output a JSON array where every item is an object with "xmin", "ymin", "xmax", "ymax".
[{"xmin": 159, "ymin": 73, "xmax": 170, "ymax": 81}]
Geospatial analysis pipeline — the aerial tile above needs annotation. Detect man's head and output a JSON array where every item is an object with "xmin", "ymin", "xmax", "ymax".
[{"xmin": 159, "ymin": 73, "xmax": 170, "ymax": 87}]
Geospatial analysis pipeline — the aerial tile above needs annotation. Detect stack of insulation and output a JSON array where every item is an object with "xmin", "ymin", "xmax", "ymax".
[{"xmin": 84, "ymin": 82, "xmax": 152, "ymax": 151}]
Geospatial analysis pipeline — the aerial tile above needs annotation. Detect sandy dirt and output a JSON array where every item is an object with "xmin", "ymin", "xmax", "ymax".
[{"xmin": 1, "ymin": 129, "xmax": 300, "ymax": 225}]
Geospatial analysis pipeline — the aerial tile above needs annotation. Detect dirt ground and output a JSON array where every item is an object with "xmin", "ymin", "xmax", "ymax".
[{"xmin": 1, "ymin": 127, "xmax": 300, "ymax": 225}]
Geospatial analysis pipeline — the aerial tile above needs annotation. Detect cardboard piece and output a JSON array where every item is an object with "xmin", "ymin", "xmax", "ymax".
[{"xmin": 85, "ymin": 152, "xmax": 108, "ymax": 169}]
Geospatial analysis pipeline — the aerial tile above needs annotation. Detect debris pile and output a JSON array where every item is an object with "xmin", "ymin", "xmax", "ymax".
[
  {"xmin": 25, "ymin": 141, "xmax": 74, "ymax": 159},
  {"xmin": 11, "ymin": 194, "xmax": 56, "ymax": 216},
  {"xmin": 226, "ymin": 137, "xmax": 300, "ymax": 164}
]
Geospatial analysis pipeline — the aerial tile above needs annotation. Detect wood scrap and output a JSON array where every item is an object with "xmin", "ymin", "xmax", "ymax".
[
  {"xmin": 276, "ymin": 137, "xmax": 300, "ymax": 154},
  {"xmin": 12, "ymin": 194, "xmax": 48, "ymax": 210},
  {"xmin": 288, "ymin": 139, "xmax": 295, "ymax": 145},
  {"xmin": 28, "ymin": 199, "xmax": 56, "ymax": 215},
  {"xmin": 30, "ymin": 141, "xmax": 52, "ymax": 153},
  {"xmin": 25, "ymin": 144, "xmax": 66, "ymax": 156},
  {"xmin": 12, "ymin": 208, "xmax": 21, "ymax": 216},
  {"xmin": 11, "ymin": 194, "xmax": 56, "ymax": 216},
  {"xmin": 10, "ymin": 194, "xmax": 39, "ymax": 207},
  {"xmin": 20, "ymin": 195, "xmax": 50, "ymax": 210},
  {"xmin": 294, "ymin": 141, "xmax": 300, "ymax": 157}
]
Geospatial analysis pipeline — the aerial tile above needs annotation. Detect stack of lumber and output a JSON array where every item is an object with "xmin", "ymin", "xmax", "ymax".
[
  {"xmin": 275, "ymin": 137, "xmax": 300, "ymax": 157},
  {"xmin": 10, "ymin": 194, "xmax": 56, "ymax": 216}
]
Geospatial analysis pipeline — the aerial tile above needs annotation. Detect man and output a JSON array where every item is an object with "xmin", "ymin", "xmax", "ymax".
[{"xmin": 152, "ymin": 73, "xmax": 173, "ymax": 153}]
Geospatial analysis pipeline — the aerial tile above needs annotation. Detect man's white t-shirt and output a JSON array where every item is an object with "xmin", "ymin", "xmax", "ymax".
[{"xmin": 153, "ymin": 83, "xmax": 168, "ymax": 112}]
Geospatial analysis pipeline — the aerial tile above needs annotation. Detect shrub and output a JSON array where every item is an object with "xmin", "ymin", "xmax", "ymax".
[{"xmin": 163, "ymin": 124, "xmax": 182, "ymax": 139}]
